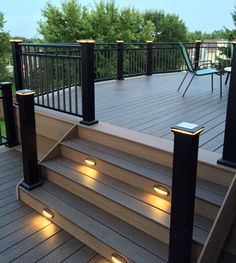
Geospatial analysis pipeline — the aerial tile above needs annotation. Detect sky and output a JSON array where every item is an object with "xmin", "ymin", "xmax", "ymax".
[{"xmin": 1, "ymin": 0, "xmax": 236, "ymax": 38}]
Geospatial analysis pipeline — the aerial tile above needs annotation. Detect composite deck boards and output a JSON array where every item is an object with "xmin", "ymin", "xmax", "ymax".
[
  {"xmin": 94, "ymin": 73, "xmax": 228, "ymax": 153},
  {"xmin": 0, "ymin": 149, "xmax": 109, "ymax": 263},
  {"xmin": 37, "ymin": 72, "xmax": 228, "ymax": 153}
]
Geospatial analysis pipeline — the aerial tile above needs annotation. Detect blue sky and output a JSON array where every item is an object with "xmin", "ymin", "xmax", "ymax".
[{"xmin": 1, "ymin": 0, "xmax": 235, "ymax": 38}]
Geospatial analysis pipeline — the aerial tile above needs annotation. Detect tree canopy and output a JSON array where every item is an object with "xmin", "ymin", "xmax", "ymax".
[
  {"xmin": 38, "ymin": 0, "xmax": 188, "ymax": 43},
  {"xmin": 143, "ymin": 10, "xmax": 188, "ymax": 42},
  {"xmin": 0, "ymin": 12, "xmax": 11, "ymax": 82}
]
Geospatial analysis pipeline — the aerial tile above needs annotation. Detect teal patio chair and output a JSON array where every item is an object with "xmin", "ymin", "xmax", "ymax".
[
  {"xmin": 224, "ymin": 43, "xmax": 233, "ymax": 85},
  {"xmin": 178, "ymin": 43, "xmax": 223, "ymax": 97},
  {"xmin": 224, "ymin": 66, "xmax": 231, "ymax": 84}
]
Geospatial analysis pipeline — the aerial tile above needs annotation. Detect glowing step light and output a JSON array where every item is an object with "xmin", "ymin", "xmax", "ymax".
[
  {"xmin": 85, "ymin": 157, "xmax": 96, "ymax": 166},
  {"xmin": 111, "ymin": 254, "xmax": 127, "ymax": 263},
  {"xmin": 153, "ymin": 185, "xmax": 169, "ymax": 196},
  {"xmin": 43, "ymin": 208, "xmax": 54, "ymax": 219}
]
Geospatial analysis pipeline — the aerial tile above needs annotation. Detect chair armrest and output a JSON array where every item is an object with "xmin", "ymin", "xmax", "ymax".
[{"xmin": 192, "ymin": 60, "xmax": 213, "ymax": 65}]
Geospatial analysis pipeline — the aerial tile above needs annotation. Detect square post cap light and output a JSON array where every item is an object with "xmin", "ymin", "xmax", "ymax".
[
  {"xmin": 16, "ymin": 89, "xmax": 36, "ymax": 96},
  {"xmin": 171, "ymin": 122, "xmax": 204, "ymax": 136}
]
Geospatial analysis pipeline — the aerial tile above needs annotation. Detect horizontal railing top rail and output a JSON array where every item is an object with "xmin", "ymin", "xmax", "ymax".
[{"xmin": 20, "ymin": 43, "xmax": 81, "ymax": 48}]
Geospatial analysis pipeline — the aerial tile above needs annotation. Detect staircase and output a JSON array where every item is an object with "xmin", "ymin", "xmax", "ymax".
[{"xmin": 18, "ymin": 123, "xmax": 235, "ymax": 263}]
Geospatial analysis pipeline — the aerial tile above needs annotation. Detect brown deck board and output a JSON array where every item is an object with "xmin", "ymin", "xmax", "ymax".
[
  {"xmin": 0, "ymin": 149, "xmax": 109, "ymax": 263},
  {"xmin": 94, "ymin": 73, "xmax": 228, "ymax": 153}
]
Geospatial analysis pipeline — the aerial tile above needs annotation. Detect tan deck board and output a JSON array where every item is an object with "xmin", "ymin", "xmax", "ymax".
[{"xmin": 0, "ymin": 150, "xmax": 109, "ymax": 263}]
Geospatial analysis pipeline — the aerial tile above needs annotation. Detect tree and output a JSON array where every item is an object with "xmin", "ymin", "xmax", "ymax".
[
  {"xmin": 143, "ymin": 10, "xmax": 188, "ymax": 42},
  {"xmin": 38, "ymin": 0, "xmax": 155, "ymax": 43},
  {"xmin": 38, "ymin": 0, "xmax": 89, "ymax": 42},
  {"xmin": 0, "ymin": 12, "xmax": 11, "ymax": 82}
]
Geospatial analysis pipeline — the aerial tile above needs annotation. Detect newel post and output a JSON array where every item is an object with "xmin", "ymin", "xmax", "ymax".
[
  {"xmin": 77, "ymin": 40, "xmax": 98, "ymax": 125},
  {"xmin": 194, "ymin": 40, "xmax": 202, "ymax": 70},
  {"xmin": 116, "ymin": 40, "xmax": 124, "ymax": 80},
  {"xmin": 0, "ymin": 82, "xmax": 18, "ymax": 147},
  {"xmin": 169, "ymin": 122, "xmax": 204, "ymax": 263},
  {"xmin": 10, "ymin": 39, "xmax": 23, "ymax": 91},
  {"xmin": 146, "ymin": 40, "xmax": 153, "ymax": 75},
  {"xmin": 217, "ymin": 42, "xmax": 236, "ymax": 168},
  {"xmin": 16, "ymin": 89, "xmax": 42, "ymax": 190}
]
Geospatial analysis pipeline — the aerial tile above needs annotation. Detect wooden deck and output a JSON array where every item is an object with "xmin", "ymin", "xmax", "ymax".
[
  {"xmin": 95, "ymin": 72, "xmax": 228, "ymax": 153},
  {"xmin": 0, "ymin": 148, "xmax": 108, "ymax": 263}
]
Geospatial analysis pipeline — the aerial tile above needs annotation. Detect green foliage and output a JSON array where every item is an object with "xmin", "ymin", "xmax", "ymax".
[
  {"xmin": 0, "ymin": 12, "xmax": 11, "ymax": 82},
  {"xmin": 38, "ymin": 0, "xmax": 89, "ymax": 42},
  {"xmin": 143, "ymin": 10, "xmax": 188, "ymax": 42},
  {"xmin": 38, "ymin": 0, "xmax": 191, "ymax": 43}
]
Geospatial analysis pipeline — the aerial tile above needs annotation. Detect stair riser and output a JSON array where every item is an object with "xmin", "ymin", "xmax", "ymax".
[
  {"xmin": 79, "ymin": 126, "xmax": 234, "ymax": 187},
  {"xmin": 60, "ymin": 145, "xmax": 220, "ymax": 220},
  {"xmin": 18, "ymin": 188, "xmax": 134, "ymax": 263},
  {"xmin": 42, "ymin": 167, "xmax": 170, "ymax": 245},
  {"xmin": 60, "ymin": 144, "xmax": 171, "ymax": 200}
]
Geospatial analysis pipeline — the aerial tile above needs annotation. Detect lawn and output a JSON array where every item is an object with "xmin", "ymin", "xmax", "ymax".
[{"xmin": 0, "ymin": 119, "xmax": 6, "ymax": 137}]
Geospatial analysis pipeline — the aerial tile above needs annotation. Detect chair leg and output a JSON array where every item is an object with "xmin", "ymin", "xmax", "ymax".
[
  {"xmin": 211, "ymin": 74, "xmax": 213, "ymax": 92},
  {"xmin": 182, "ymin": 74, "xmax": 195, "ymax": 97},
  {"xmin": 225, "ymin": 72, "xmax": 230, "ymax": 85},
  {"xmin": 220, "ymin": 74, "xmax": 222, "ymax": 98},
  {"xmin": 178, "ymin": 71, "xmax": 189, "ymax": 91}
]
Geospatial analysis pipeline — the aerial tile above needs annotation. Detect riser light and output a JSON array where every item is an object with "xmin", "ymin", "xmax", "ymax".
[
  {"xmin": 43, "ymin": 208, "xmax": 54, "ymax": 219},
  {"xmin": 153, "ymin": 185, "xmax": 169, "ymax": 196}
]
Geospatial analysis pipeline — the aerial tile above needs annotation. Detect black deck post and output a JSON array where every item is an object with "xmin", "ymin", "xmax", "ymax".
[
  {"xmin": 0, "ymin": 82, "xmax": 18, "ymax": 147},
  {"xmin": 116, "ymin": 40, "xmax": 124, "ymax": 80},
  {"xmin": 217, "ymin": 42, "xmax": 236, "ymax": 168},
  {"xmin": 11, "ymin": 39, "xmax": 23, "ymax": 91},
  {"xmin": 16, "ymin": 89, "xmax": 42, "ymax": 190},
  {"xmin": 77, "ymin": 40, "xmax": 98, "ymax": 125},
  {"xmin": 169, "ymin": 122, "xmax": 204, "ymax": 263},
  {"xmin": 146, "ymin": 40, "xmax": 153, "ymax": 76},
  {"xmin": 194, "ymin": 40, "xmax": 202, "ymax": 70}
]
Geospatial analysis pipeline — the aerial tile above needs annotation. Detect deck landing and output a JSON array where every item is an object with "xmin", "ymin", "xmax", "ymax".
[{"xmin": 95, "ymin": 72, "xmax": 228, "ymax": 154}]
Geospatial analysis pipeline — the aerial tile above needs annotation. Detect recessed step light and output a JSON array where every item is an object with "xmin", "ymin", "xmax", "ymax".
[
  {"xmin": 153, "ymin": 185, "xmax": 169, "ymax": 196},
  {"xmin": 43, "ymin": 208, "xmax": 54, "ymax": 219},
  {"xmin": 85, "ymin": 157, "xmax": 96, "ymax": 166},
  {"xmin": 111, "ymin": 253, "xmax": 127, "ymax": 263}
]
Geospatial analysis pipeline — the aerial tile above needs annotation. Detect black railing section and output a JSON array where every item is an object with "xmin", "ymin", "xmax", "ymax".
[
  {"xmin": 15, "ymin": 43, "xmax": 83, "ymax": 117},
  {"xmin": 0, "ymin": 82, "xmax": 18, "ymax": 147},
  {"xmin": 11, "ymin": 40, "xmax": 231, "ymax": 122}
]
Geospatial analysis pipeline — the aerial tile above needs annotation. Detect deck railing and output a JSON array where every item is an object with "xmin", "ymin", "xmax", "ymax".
[
  {"xmin": 12, "ymin": 40, "xmax": 97, "ymax": 125},
  {"xmin": 0, "ymin": 82, "xmax": 18, "ymax": 147},
  {"xmin": 11, "ymin": 40, "xmax": 230, "ymax": 122}
]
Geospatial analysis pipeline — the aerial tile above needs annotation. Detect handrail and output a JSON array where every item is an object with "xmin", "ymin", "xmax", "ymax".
[{"xmin": 20, "ymin": 43, "xmax": 80, "ymax": 47}]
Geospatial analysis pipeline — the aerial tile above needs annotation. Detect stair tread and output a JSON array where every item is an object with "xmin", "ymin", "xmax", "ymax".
[
  {"xmin": 61, "ymin": 137, "xmax": 227, "ymax": 205},
  {"xmin": 41, "ymin": 157, "xmax": 211, "ymax": 245},
  {"xmin": 23, "ymin": 180, "xmax": 169, "ymax": 263}
]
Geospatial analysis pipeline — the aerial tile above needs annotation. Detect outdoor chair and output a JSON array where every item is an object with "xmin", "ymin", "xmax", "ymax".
[
  {"xmin": 224, "ymin": 66, "xmax": 231, "ymax": 85},
  {"xmin": 224, "ymin": 43, "xmax": 233, "ymax": 85},
  {"xmin": 178, "ymin": 42, "xmax": 223, "ymax": 97}
]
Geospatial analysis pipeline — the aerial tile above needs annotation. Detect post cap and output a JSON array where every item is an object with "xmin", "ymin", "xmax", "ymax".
[
  {"xmin": 16, "ymin": 89, "xmax": 36, "ymax": 96},
  {"xmin": 76, "ymin": 39, "xmax": 96, "ymax": 44},
  {"xmin": 171, "ymin": 122, "xmax": 204, "ymax": 136},
  {"xmin": 0, "ymin": 82, "xmax": 12, "ymax": 86},
  {"xmin": 195, "ymin": 40, "xmax": 202, "ymax": 43},
  {"xmin": 145, "ymin": 40, "xmax": 153, "ymax": 44},
  {"xmin": 116, "ymin": 40, "xmax": 124, "ymax": 43},
  {"xmin": 10, "ymin": 39, "xmax": 23, "ymax": 43}
]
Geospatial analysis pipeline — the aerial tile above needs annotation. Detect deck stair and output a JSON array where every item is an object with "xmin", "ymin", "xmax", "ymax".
[{"xmin": 18, "ymin": 123, "xmax": 235, "ymax": 263}]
